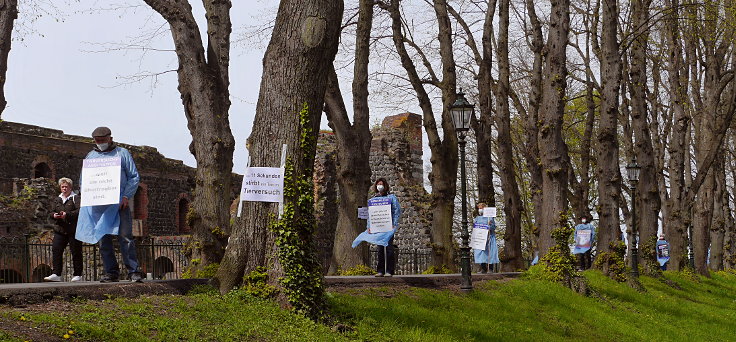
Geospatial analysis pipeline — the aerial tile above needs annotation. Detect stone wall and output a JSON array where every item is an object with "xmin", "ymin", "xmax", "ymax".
[
  {"xmin": 369, "ymin": 113, "xmax": 431, "ymax": 251},
  {"xmin": 313, "ymin": 113, "xmax": 432, "ymax": 265},
  {"xmin": 0, "ymin": 121, "xmax": 196, "ymax": 237}
]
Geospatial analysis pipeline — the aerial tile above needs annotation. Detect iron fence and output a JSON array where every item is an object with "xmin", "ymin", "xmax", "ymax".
[
  {"xmin": 369, "ymin": 247, "xmax": 433, "ymax": 275},
  {"xmin": 0, "ymin": 235, "xmax": 188, "ymax": 283}
]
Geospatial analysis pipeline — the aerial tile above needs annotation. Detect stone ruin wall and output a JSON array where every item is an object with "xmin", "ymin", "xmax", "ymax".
[
  {"xmin": 0, "ymin": 121, "xmax": 197, "ymax": 238},
  {"xmin": 313, "ymin": 113, "xmax": 432, "ymax": 271}
]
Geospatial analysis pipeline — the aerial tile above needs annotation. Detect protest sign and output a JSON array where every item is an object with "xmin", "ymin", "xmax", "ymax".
[
  {"xmin": 357, "ymin": 207, "xmax": 368, "ymax": 220},
  {"xmin": 470, "ymin": 222, "xmax": 490, "ymax": 250},
  {"xmin": 483, "ymin": 207, "xmax": 496, "ymax": 217},
  {"xmin": 575, "ymin": 230, "xmax": 592, "ymax": 249},
  {"xmin": 240, "ymin": 167, "xmax": 284, "ymax": 203},
  {"xmin": 368, "ymin": 197, "xmax": 392, "ymax": 232},
  {"xmin": 80, "ymin": 157, "xmax": 121, "ymax": 207}
]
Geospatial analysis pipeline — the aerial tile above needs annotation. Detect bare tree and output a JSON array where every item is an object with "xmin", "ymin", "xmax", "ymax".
[
  {"xmin": 215, "ymin": 0, "xmax": 343, "ymax": 319},
  {"xmin": 143, "ymin": 0, "xmax": 235, "ymax": 270},
  {"xmin": 0, "ymin": 0, "xmax": 17, "ymax": 119},
  {"xmin": 324, "ymin": 0, "xmax": 374, "ymax": 273}
]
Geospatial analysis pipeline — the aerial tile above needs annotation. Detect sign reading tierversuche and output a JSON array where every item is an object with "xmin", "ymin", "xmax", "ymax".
[{"xmin": 240, "ymin": 167, "xmax": 284, "ymax": 203}]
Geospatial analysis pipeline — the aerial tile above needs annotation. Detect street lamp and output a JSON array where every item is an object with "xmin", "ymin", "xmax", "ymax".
[
  {"xmin": 626, "ymin": 156, "xmax": 641, "ymax": 278},
  {"xmin": 450, "ymin": 91, "xmax": 474, "ymax": 292}
]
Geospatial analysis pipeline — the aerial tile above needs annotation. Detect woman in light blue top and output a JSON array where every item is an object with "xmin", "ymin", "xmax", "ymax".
[
  {"xmin": 473, "ymin": 202, "xmax": 498, "ymax": 273},
  {"xmin": 352, "ymin": 178, "xmax": 401, "ymax": 277}
]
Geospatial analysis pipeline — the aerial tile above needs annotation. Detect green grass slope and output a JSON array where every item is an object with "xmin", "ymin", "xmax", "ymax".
[{"xmin": 1, "ymin": 271, "xmax": 735, "ymax": 341}]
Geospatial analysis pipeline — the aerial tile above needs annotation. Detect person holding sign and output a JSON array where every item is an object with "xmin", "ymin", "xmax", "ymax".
[
  {"xmin": 656, "ymin": 233, "xmax": 670, "ymax": 271},
  {"xmin": 351, "ymin": 178, "xmax": 401, "ymax": 277},
  {"xmin": 573, "ymin": 215, "xmax": 595, "ymax": 270},
  {"xmin": 44, "ymin": 178, "xmax": 83, "ymax": 282},
  {"xmin": 471, "ymin": 203, "xmax": 498, "ymax": 273},
  {"xmin": 76, "ymin": 127, "xmax": 143, "ymax": 283}
]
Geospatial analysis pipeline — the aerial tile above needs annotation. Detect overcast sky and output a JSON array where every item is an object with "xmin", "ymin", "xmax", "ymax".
[{"xmin": 3, "ymin": 1, "xmax": 279, "ymax": 173}]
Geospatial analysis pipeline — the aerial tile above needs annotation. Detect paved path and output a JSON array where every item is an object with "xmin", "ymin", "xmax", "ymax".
[{"xmin": 0, "ymin": 272, "xmax": 521, "ymax": 306}]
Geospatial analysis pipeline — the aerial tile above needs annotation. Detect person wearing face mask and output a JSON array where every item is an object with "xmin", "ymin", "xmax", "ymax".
[
  {"xmin": 573, "ymin": 214, "xmax": 595, "ymax": 270},
  {"xmin": 472, "ymin": 202, "xmax": 498, "ymax": 274},
  {"xmin": 75, "ymin": 126, "xmax": 144, "ymax": 283},
  {"xmin": 351, "ymin": 178, "xmax": 402, "ymax": 277},
  {"xmin": 44, "ymin": 178, "xmax": 83, "ymax": 282}
]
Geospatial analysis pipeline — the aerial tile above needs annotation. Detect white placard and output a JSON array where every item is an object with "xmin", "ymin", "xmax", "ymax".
[
  {"xmin": 357, "ymin": 207, "xmax": 368, "ymax": 220},
  {"xmin": 575, "ymin": 230, "xmax": 592, "ymax": 248},
  {"xmin": 368, "ymin": 197, "xmax": 392, "ymax": 232},
  {"xmin": 240, "ymin": 167, "xmax": 284, "ymax": 203},
  {"xmin": 483, "ymin": 207, "xmax": 496, "ymax": 217},
  {"xmin": 470, "ymin": 222, "xmax": 490, "ymax": 250},
  {"xmin": 80, "ymin": 157, "xmax": 121, "ymax": 207}
]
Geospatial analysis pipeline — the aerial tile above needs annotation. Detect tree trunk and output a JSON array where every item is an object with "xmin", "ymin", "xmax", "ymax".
[
  {"xmin": 662, "ymin": 0, "xmax": 690, "ymax": 271},
  {"xmin": 537, "ymin": 0, "xmax": 571, "ymax": 256},
  {"xmin": 215, "ymin": 0, "xmax": 343, "ymax": 311},
  {"xmin": 144, "ymin": 0, "xmax": 235, "ymax": 269},
  {"xmin": 493, "ymin": 0, "xmax": 523, "ymax": 271},
  {"xmin": 324, "ymin": 0, "xmax": 373, "ymax": 274},
  {"xmin": 0, "ymin": 0, "xmax": 16, "ymax": 119},
  {"xmin": 595, "ymin": 0, "xmax": 622, "ymax": 264},
  {"xmin": 709, "ymin": 154, "xmax": 726, "ymax": 271},
  {"xmin": 629, "ymin": 0, "xmax": 660, "ymax": 274},
  {"xmin": 384, "ymin": 0, "xmax": 459, "ymax": 269},
  {"xmin": 521, "ymin": 0, "xmax": 545, "ymax": 257}
]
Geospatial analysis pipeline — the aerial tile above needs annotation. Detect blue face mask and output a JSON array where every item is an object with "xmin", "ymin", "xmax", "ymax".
[{"xmin": 96, "ymin": 143, "xmax": 110, "ymax": 151}]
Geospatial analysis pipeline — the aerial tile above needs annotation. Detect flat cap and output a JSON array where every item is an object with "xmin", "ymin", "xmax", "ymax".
[{"xmin": 92, "ymin": 126, "xmax": 112, "ymax": 137}]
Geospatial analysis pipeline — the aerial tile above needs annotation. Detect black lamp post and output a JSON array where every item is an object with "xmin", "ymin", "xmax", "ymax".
[
  {"xmin": 451, "ymin": 91, "xmax": 474, "ymax": 292},
  {"xmin": 626, "ymin": 156, "xmax": 641, "ymax": 278}
]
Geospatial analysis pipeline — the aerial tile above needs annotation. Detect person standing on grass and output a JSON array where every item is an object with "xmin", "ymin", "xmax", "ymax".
[
  {"xmin": 472, "ymin": 202, "xmax": 498, "ymax": 274},
  {"xmin": 351, "ymin": 178, "xmax": 402, "ymax": 277},
  {"xmin": 573, "ymin": 215, "xmax": 595, "ymax": 270},
  {"xmin": 75, "ymin": 126, "xmax": 144, "ymax": 283},
  {"xmin": 44, "ymin": 178, "xmax": 83, "ymax": 282}
]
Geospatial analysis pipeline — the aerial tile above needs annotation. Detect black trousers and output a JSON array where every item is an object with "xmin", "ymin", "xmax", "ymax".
[
  {"xmin": 52, "ymin": 231, "xmax": 83, "ymax": 276},
  {"xmin": 376, "ymin": 237, "xmax": 396, "ymax": 274},
  {"xmin": 577, "ymin": 250, "xmax": 592, "ymax": 270}
]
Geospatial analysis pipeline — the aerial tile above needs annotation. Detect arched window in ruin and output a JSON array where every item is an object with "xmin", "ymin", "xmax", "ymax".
[
  {"xmin": 133, "ymin": 184, "xmax": 149, "ymax": 221},
  {"xmin": 33, "ymin": 162, "xmax": 52, "ymax": 179},
  {"xmin": 177, "ymin": 198, "xmax": 191, "ymax": 234}
]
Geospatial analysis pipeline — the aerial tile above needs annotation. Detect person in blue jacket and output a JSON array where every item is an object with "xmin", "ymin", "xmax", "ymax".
[
  {"xmin": 573, "ymin": 215, "xmax": 595, "ymax": 270},
  {"xmin": 656, "ymin": 233, "xmax": 670, "ymax": 271},
  {"xmin": 76, "ymin": 126, "xmax": 143, "ymax": 283},
  {"xmin": 351, "ymin": 178, "xmax": 401, "ymax": 277},
  {"xmin": 473, "ymin": 203, "xmax": 498, "ymax": 273}
]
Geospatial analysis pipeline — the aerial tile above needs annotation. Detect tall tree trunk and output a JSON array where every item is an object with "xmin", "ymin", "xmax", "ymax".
[
  {"xmin": 537, "ymin": 0, "xmax": 571, "ymax": 256},
  {"xmin": 144, "ymin": 0, "xmax": 235, "ymax": 269},
  {"xmin": 596, "ymin": 0, "xmax": 623, "ymax": 264},
  {"xmin": 0, "ymin": 0, "xmax": 16, "ymax": 118},
  {"xmin": 662, "ymin": 0, "xmax": 690, "ymax": 271},
  {"xmin": 522, "ymin": 0, "xmax": 545, "ymax": 256},
  {"xmin": 629, "ymin": 0, "xmax": 660, "ymax": 274},
  {"xmin": 383, "ymin": 0, "xmax": 459, "ymax": 269},
  {"xmin": 493, "ymin": 0, "xmax": 523, "ymax": 270},
  {"xmin": 709, "ymin": 154, "xmax": 726, "ymax": 271},
  {"xmin": 324, "ymin": 0, "xmax": 374, "ymax": 274},
  {"xmin": 215, "ymin": 0, "xmax": 343, "ymax": 313}
]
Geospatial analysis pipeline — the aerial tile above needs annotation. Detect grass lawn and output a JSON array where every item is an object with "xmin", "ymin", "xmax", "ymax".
[{"xmin": 1, "ymin": 270, "xmax": 735, "ymax": 341}]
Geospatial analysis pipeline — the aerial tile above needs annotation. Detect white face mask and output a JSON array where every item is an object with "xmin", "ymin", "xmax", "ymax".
[
  {"xmin": 581, "ymin": 218, "xmax": 587, "ymax": 223},
  {"xmin": 376, "ymin": 184, "xmax": 385, "ymax": 192},
  {"xmin": 97, "ymin": 143, "xmax": 110, "ymax": 151}
]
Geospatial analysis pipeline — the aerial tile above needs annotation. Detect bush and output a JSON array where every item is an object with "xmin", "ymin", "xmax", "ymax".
[{"xmin": 337, "ymin": 264, "xmax": 376, "ymax": 276}]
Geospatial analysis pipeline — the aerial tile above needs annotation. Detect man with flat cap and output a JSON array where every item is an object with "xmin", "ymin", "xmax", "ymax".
[{"xmin": 76, "ymin": 126, "xmax": 143, "ymax": 282}]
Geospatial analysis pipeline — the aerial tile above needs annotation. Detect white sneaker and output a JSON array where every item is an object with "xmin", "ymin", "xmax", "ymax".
[
  {"xmin": 385, "ymin": 273, "xmax": 393, "ymax": 277},
  {"xmin": 44, "ymin": 274, "xmax": 62, "ymax": 282},
  {"xmin": 70, "ymin": 276, "xmax": 83, "ymax": 282}
]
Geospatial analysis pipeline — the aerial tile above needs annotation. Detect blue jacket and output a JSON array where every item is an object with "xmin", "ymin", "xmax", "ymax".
[
  {"xmin": 75, "ymin": 145, "xmax": 140, "ymax": 243},
  {"xmin": 573, "ymin": 223, "xmax": 595, "ymax": 254},
  {"xmin": 352, "ymin": 193, "xmax": 401, "ymax": 247}
]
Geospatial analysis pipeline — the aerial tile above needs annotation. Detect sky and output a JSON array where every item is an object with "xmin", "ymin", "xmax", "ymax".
[{"xmin": 3, "ymin": 1, "xmax": 279, "ymax": 174}]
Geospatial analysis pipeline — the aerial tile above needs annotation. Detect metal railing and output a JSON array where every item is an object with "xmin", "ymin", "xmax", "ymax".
[
  {"xmin": 369, "ymin": 247, "xmax": 434, "ymax": 275},
  {"xmin": 0, "ymin": 235, "xmax": 188, "ymax": 283}
]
